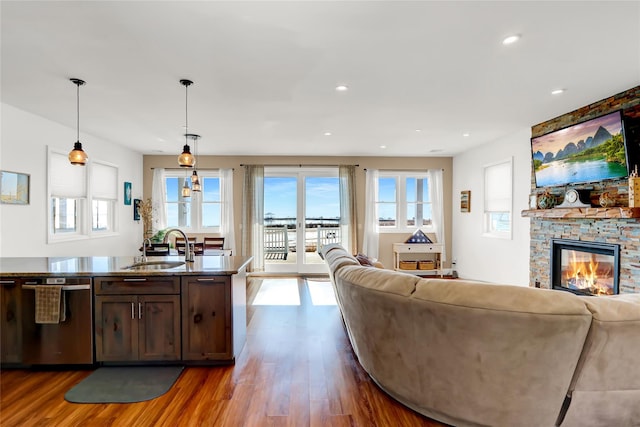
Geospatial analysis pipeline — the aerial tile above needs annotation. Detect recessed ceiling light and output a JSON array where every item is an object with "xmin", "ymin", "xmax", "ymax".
[
  {"xmin": 502, "ymin": 35, "xmax": 520, "ymax": 45},
  {"xmin": 551, "ymin": 88, "xmax": 565, "ymax": 95},
  {"xmin": 157, "ymin": 137, "xmax": 165, "ymax": 142},
  {"xmin": 415, "ymin": 129, "xmax": 422, "ymax": 133},
  {"xmin": 380, "ymin": 145, "xmax": 387, "ymax": 149},
  {"xmin": 324, "ymin": 132, "xmax": 332, "ymax": 136},
  {"xmin": 430, "ymin": 149, "xmax": 443, "ymax": 153},
  {"xmin": 463, "ymin": 133, "xmax": 470, "ymax": 137},
  {"xmin": 335, "ymin": 85, "xmax": 349, "ymax": 92}
]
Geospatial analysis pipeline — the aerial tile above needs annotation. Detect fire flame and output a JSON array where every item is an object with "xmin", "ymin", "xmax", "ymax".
[{"xmin": 564, "ymin": 251, "xmax": 612, "ymax": 295}]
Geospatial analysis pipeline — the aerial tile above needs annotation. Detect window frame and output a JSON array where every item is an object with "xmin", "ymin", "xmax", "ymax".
[
  {"xmin": 377, "ymin": 171, "xmax": 434, "ymax": 234},
  {"xmin": 163, "ymin": 169, "xmax": 222, "ymax": 233},
  {"xmin": 482, "ymin": 158, "xmax": 513, "ymax": 240},
  {"xmin": 47, "ymin": 148, "xmax": 119, "ymax": 243}
]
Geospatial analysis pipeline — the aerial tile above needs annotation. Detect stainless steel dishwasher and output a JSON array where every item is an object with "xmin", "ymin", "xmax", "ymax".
[{"xmin": 21, "ymin": 277, "xmax": 94, "ymax": 365}]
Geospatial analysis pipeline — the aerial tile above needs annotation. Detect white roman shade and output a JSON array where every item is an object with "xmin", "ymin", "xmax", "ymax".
[
  {"xmin": 50, "ymin": 151, "xmax": 86, "ymax": 197},
  {"xmin": 91, "ymin": 161, "xmax": 118, "ymax": 199},
  {"xmin": 484, "ymin": 160, "xmax": 512, "ymax": 212}
]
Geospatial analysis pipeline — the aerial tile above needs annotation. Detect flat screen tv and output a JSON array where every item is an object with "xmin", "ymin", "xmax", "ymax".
[{"xmin": 531, "ymin": 110, "xmax": 629, "ymax": 188}]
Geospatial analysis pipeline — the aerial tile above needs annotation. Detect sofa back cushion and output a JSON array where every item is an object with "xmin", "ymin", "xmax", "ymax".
[
  {"xmin": 560, "ymin": 294, "xmax": 640, "ymax": 427},
  {"xmin": 409, "ymin": 279, "xmax": 593, "ymax": 427},
  {"xmin": 333, "ymin": 265, "xmax": 421, "ymax": 398},
  {"xmin": 321, "ymin": 244, "xmax": 359, "ymax": 275}
]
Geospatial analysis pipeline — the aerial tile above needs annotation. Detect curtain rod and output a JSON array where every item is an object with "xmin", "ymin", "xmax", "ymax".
[
  {"xmin": 363, "ymin": 168, "xmax": 445, "ymax": 171},
  {"xmin": 239, "ymin": 164, "xmax": 359, "ymax": 167},
  {"xmin": 150, "ymin": 167, "xmax": 234, "ymax": 171}
]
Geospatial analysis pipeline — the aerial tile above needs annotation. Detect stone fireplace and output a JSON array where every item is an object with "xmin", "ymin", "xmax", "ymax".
[
  {"xmin": 528, "ymin": 216, "xmax": 640, "ymax": 294},
  {"xmin": 550, "ymin": 238, "xmax": 619, "ymax": 296},
  {"xmin": 526, "ymin": 86, "xmax": 640, "ymax": 295}
]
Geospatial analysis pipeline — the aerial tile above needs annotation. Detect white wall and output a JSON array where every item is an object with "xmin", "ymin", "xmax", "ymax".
[
  {"xmin": 0, "ymin": 103, "xmax": 143, "ymax": 257},
  {"xmin": 452, "ymin": 128, "xmax": 531, "ymax": 285}
]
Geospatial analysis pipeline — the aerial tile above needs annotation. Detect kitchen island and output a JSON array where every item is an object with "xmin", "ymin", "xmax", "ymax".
[{"xmin": 0, "ymin": 255, "xmax": 252, "ymax": 367}]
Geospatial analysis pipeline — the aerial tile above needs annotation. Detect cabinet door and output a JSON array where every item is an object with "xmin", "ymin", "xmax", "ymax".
[
  {"xmin": 0, "ymin": 278, "xmax": 22, "ymax": 364},
  {"xmin": 182, "ymin": 276, "xmax": 231, "ymax": 360},
  {"xmin": 138, "ymin": 295, "xmax": 181, "ymax": 361},
  {"xmin": 95, "ymin": 295, "xmax": 138, "ymax": 362}
]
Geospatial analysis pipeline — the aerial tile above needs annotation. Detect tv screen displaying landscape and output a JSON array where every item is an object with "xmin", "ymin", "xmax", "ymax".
[{"xmin": 531, "ymin": 111, "xmax": 628, "ymax": 188}]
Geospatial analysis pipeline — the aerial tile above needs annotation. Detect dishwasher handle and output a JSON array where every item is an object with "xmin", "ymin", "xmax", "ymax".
[{"xmin": 22, "ymin": 284, "xmax": 90, "ymax": 291}]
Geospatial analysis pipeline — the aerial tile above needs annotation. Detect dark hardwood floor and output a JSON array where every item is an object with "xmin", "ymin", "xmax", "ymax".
[{"xmin": 0, "ymin": 277, "xmax": 447, "ymax": 426}]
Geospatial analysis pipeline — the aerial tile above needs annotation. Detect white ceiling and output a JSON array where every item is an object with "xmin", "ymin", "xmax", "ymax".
[{"xmin": 2, "ymin": 1, "xmax": 639, "ymax": 157}]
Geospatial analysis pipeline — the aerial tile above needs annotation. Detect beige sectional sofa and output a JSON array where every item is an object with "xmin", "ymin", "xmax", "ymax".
[{"xmin": 321, "ymin": 244, "xmax": 640, "ymax": 427}]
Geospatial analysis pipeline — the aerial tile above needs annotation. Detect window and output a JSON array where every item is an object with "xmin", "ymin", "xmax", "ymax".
[
  {"xmin": 48, "ymin": 148, "xmax": 118, "ymax": 242},
  {"xmin": 164, "ymin": 171, "xmax": 221, "ymax": 232},
  {"xmin": 90, "ymin": 161, "xmax": 118, "ymax": 233},
  {"xmin": 377, "ymin": 172, "xmax": 432, "ymax": 232},
  {"xmin": 483, "ymin": 158, "xmax": 512, "ymax": 239}
]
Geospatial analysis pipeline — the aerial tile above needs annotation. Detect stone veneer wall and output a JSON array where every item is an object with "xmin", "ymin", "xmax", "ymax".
[
  {"xmin": 530, "ymin": 218, "xmax": 640, "ymax": 294},
  {"xmin": 529, "ymin": 86, "xmax": 640, "ymax": 294}
]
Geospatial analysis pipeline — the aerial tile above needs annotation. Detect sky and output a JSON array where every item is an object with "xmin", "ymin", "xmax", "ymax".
[{"xmin": 264, "ymin": 177, "xmax": 339, "ymax": 218}]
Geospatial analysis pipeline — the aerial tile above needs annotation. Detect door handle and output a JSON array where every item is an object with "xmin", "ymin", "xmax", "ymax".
[
  {"xmin": 131, "ymin": 302, "xmax": 135, "ymax": 319},
  {"xmin": 138, "ymin": 302, "xmax": 142, "ymax": 319}
]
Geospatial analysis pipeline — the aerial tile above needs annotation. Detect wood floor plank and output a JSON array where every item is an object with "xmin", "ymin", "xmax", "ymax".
[{"xmin": 0, "ymin": 276, "xmax": 448, "ymax": 427}]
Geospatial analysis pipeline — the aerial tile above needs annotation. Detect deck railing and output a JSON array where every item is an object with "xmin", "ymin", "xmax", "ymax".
[{"xmin": 263, "ymin": 219, "xmax": 341, "ymax": 259}]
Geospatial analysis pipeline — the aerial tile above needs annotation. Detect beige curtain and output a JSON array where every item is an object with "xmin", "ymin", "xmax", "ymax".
[
  {"xmin": 242, "ymin": 165, "xmax": 264, "ymax": 271},
  {"xmin": 339, "ymin": 165, "xmax": 357, "ymax": 254}
]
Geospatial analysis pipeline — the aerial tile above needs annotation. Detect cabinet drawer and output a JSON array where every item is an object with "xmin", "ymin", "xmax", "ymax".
[
  {"xmin": 394, "ymin": 244, "xmax": 442, "ymax": 253},
  {"xmin": 94, "ymin": 276, "xmax": 180, "ymax": 295}
]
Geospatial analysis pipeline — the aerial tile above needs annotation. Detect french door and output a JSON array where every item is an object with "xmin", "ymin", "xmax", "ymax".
[{"xmin": 264, "ymin": 167, "xmax": 342, "ymax": 274}]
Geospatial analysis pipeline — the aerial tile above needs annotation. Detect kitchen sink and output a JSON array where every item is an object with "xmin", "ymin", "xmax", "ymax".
[{"xmin": 122, "ymin": 261, "xmax": 186, "ymax": 270}]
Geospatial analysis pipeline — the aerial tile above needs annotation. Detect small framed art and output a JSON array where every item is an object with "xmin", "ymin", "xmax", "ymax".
[
  {"xmin": 460, "ymin": 190, "xmax": 470, "ymax": 213},
  {"xmin": 124, "ymin": 182, "xmax": 132, "ymax": 205},
  {"xmin": 0, "ymin": 170, "xmax": 30, "ymax": 205},
  {"xmin": 133, "ymin": 198, "xmax": 141, "ymax": 220}
]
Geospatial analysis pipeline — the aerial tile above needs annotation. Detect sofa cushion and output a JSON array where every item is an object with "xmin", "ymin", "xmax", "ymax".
[
  {"xmin": 560, "ymin": 294, "xmax": 640, "ymax": 427},
  {"xmin": 321, "ymin": 244, "xmax": 359, "ymax": 274},
  {"xmin": 408, "ymin": 279, "xmax": 593, "ymax": 427},
  {"xmin": 334, "ymin": 265, "xmax": 422, "ymax": 400}
]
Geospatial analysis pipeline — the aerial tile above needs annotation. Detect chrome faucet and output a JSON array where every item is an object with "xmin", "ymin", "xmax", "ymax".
[
  {"xmin": 141, "ymin": 238, "xmax": 151, "ymax": 262},
  {"xmin": 163, "ymin": 228, "xmax": 194, "ymax": 262}
]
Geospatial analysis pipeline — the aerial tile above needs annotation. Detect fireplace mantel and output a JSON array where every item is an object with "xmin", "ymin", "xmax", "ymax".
[{"xmin": 521, "ymin": 207, "xmax": 640, "ymax": 219}]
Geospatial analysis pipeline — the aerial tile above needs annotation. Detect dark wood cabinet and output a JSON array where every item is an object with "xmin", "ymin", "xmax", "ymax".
[
  {"xmin": 94, "ymin": 277, "xmax": 180, "ymax": 362},
  {"xmin": 181, "ymin": 276, "xmax": 231, "ymax": 361},
  {"xmin": 1, "ymin": 277, "xmax": 23, "ymax": 365}
]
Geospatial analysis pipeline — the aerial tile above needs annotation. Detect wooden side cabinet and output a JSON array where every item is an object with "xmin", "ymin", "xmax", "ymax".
[
  {"xmin": 393, "ymin": 243, "xmax": 444, "ymax": 276},
  {"xmin": 181, "ymin": 276, "xmax": 231, "ymax": 361},
  {"xmin": 94, "ymin": 277, "xmax": 181, "ymax": 362},
  {"xmin": 1, "ymin": 277, "xmax": 23, "ymax": 365}
]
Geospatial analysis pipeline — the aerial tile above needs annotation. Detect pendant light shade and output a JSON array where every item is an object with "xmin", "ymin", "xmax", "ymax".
[
  {"xmin": 191, "ymin": 170, "xmax": 201, "ymax": 192},
  {"xmin": 68, "ymin": 78, "xmax": 88, "ymax": 165},
  {"xmin": 182, "ymin": 174, "xmax": 191, "ymax": 198},
  {"xmin": 178, "ymin": 79, "xmax": 196, "ymax": 167},
  {"xmin": 178, "ymin": 144, "xmax": 195, "ymax": 168},
  {"xmin": 188, "ymin": 133, "xmax": 201, "ymax": 192}
]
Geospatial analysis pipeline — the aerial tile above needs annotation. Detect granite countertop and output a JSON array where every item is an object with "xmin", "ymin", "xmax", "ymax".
[{"xmin": 0, "ymin": 255, "xmax": 253, "ymax": 277}]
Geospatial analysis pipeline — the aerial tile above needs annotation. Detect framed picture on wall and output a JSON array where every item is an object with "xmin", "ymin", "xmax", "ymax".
[
  {"xmin": 460, "ymin": 190, "xmax": 470, "ymax": 213},
  {"xmin": 133, "ymin": 198, "xmax": 141, "ymax": 220},
  {"xmin": 124, "ymin": 182, "xmax": 132, "ymax": 205},
  {"xmin": 0, "ymin": 170, "xmax": 30, "ymax": 205}
]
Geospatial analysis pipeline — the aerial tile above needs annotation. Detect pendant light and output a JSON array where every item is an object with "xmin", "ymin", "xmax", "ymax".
[
  {"xmin": 182, "ymin": 171, "xmax": 191, "ymax": 198},
  {"xmin": 189, "ymin": 134, "xmax": 201, "ymax": 192},
  {"xmin": 68, "ymin": 78, "xmax": 88, "ymax": 165},
  {"xmin": 178, "ymin": 79, "xmax": 195, "ymax": 167}
]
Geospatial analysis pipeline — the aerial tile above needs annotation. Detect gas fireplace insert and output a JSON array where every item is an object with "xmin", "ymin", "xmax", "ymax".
[{"xmin": 550, "ymin": 238, "xmax": 620, "ymax": 296}]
